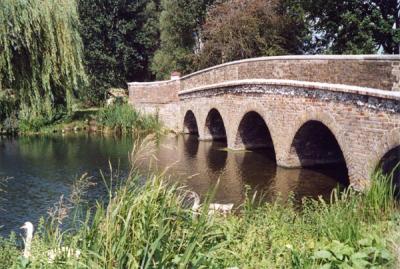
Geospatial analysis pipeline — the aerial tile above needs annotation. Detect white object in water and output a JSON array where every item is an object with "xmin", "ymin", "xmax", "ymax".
[{"xmin": 189, "ymin": 191, "xmax": 234, "ymax": 216}]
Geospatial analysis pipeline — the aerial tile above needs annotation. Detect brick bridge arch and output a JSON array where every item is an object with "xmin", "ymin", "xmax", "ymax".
[
  {"xmin": 234, "ymin": 111, "xmax": 275, "ymax": 151},
  {"xmin": 370, "ymin": 128, "xmax": 400, "ymax": 172},
  {"xmin": 279, "ymin": 111, "xmax": 351, "ymax": 184},
  {"xmin": 369, "ymin": 128, "xmax": 400, "ymax": 189},
  {"xmin": 129, "ymin": 55, "xmax": 400, "ymax": 189},
  {"xmin": 183, "ymin": 110, "xmax": 199, "ymax": 135},
  {"xmin": 203, "ymin": 108, "xmax": 227, "ymax": 141}
]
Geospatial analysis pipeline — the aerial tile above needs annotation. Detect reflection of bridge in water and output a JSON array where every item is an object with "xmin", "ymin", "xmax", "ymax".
[
  {"xmin": 145, "ymin": 135, "xmax": 344, "ymax": 205},
  {"xmin": 129, "ymin": 55, "xmax": 400, "ymax": 190}
]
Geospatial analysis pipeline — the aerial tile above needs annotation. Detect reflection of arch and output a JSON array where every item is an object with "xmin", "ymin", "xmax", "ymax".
[
  {"xmin": 290, "ymin": 120, "xmax": 349, "ymax": 185},
  {"xmin": 377, "ymin": 146, "xmax": 400, "ymax": 194},
  {"xmin": 236, "ymin": 150, "xmax": 276, "ymax": 196},
  {"xmin": 235, "ymin": 111, "xmax": 276, "ymax": 159},
  {"xmin": 204, "ymin": 108, "xmax": 227, "ymax": 141},
  {"xmin": 183, "ymin": 110, "xmax": 199, "ymax": 135},
  {"xmin": 293, "ymin": 168, "xmax": 344, "ymax": 201},
  {"xmin": 183, "ymin": 134, "xmax": 199, "ymax": 158},
  {"xmin": 206, "ymin": 141, "xmax": 228, "ymax": 172}
]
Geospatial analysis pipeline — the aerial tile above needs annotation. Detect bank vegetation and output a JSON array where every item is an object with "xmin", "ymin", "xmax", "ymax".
[{"xmin": 0, "ymin": 138, "xmax": 398, "ymax": 269}]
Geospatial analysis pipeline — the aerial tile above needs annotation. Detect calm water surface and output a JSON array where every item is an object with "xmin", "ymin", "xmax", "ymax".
[{"xmin": 0, "ymin": 133, "xmax": 346, "ymax": 236}]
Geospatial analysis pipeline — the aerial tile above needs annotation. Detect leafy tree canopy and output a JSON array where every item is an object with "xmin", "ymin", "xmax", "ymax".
[
  {"xmin": 0, "ymin": 0, "xmax": 86, "ymax": 127},
  {"xmin": 196, "ymin": 0, "xmax": 307, "ymax": 69},
  {"xmin": 301, "ymin": 0, "xmax": 400, "ymax": 54},
  {"xmin": 78, "ymin": 0, "xmax": 161, "ymax": 105},
  {"xmin": 151, "ymin": 0, "xmax": 214, "ymax": 79}
]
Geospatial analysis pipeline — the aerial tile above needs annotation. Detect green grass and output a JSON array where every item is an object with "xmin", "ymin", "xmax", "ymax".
[{"xmin": 0, "ymin": 140, "xmax": 398, "ymax": 268}]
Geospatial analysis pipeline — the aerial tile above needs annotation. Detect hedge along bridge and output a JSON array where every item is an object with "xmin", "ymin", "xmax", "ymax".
[{"xmin": 128, "ymin": 55, "xmax": 400, "ymax": 190}]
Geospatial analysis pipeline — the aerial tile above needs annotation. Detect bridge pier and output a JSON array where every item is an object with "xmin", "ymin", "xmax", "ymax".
[
  {"xmin": 276, "ymin": 152, "xmax": 301, "ymax": 168},
  {"xmin": 226, "ymin": 139, "xmax": 245, "ymax": 151},
  {"xmin": 198, "ymin": 126, "xmax": 225, "ymax": 141}
]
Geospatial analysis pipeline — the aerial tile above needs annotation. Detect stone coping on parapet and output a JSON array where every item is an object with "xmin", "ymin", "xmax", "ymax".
[
  {"xmin": 177, "ymin": 79, "xmax": 400, "ymax": 101},
  {"xmin": 127, "ymin": 54, "xmax": 400, "ymax": 89},
  {"xmin": 127, "ymin": 79, "xmax": 178, "ymax": 87},
  {"xmin": 179, "ymin": 54, "xmax": 400, "ymax": 80}
]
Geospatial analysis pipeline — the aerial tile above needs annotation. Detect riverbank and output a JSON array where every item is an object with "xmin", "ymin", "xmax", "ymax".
[
  {"xmin": 16, "ymin": 104, "xmax": 164, "ymax": 136},
  {"xmin": 0, "ymin": 138, "xmax": 398, "ymax": 269}
]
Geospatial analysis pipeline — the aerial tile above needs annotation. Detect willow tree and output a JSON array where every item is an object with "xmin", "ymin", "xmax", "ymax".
[{"xmin": 0, "ymin": 0, "xmax": 86, "ymax": 128}]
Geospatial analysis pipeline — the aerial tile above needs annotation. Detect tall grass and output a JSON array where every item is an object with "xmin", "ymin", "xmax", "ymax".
[
  {"xmin": 97, "ymin": 104, "xmax": 162, "ymax": 135},
  {"xmin": 0, "ymin": 139, "xmax": 399, "ymax": 268}
]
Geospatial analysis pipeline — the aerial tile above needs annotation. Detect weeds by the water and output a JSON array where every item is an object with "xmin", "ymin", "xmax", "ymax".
[
  {"xmin": 97, "ymin": 104, "xmax": 162, "ymax": 135},
  {"xmin": 16, "ymin": 104, "xmax": 163, "ymax": 136},
  {"xmin": 0, "ymin": 139, "xmax": 399, "ymax": 268}
]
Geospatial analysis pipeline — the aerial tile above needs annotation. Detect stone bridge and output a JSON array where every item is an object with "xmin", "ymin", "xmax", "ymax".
[{"xmin": 128, "ymin": 55, "xmax": 400, "ymax": 189}]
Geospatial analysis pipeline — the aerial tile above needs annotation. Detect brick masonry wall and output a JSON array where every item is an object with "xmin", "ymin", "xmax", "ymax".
[
  {"xmin": 133, "ymin": 102, "xmax": 181, "ymax": 131},
  {"xmin": 128, "ymin": 56, "xmax": 400, "ymax": 109},
  {"xmin": 127, "ymin": 55, "xmax": 400, "ymax": 188},
  {"xmin": 128, "ymin": 79, "xmax": 180, "ymax": 104},
  {"xmin": 178, "ymin": 84, "xmax": 400, "ymax": 189},
  {"xmin": 180, "ymin": 55, "xmax": 400, "ymax": 92}
]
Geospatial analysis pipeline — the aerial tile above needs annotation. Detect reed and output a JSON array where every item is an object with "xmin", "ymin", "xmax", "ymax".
[{"xmin": 97, "ymin": 104, "xmax": 162, "ymax": 135}]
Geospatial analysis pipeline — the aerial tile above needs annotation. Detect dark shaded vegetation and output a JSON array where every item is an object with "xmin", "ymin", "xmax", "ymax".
[
  {"xmin": 78, "ymin": 0, "xmax": 161, "ymax": 105},
  {"xmin": 195, "ymin": 0, "xmax": 307, "ymax": 69}
]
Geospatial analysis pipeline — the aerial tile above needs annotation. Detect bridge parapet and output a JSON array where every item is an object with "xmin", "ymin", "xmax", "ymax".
[
  {"xmin": 128, "ymin": 55, "xmax": 400, "ymax": 106},
  {"xmin": 128, "ymin": 79, "xmax": 180, "ymax": 105},
  {"xmin": 179, "ymin": 55, "xmax": 400, "ymax": 92},
  {"xmin": 178, "ymin": 79, "xmax": 400, "ymax": 106}
]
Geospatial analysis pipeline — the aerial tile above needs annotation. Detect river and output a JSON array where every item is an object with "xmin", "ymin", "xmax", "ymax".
[{"xmin": 0, "ymin": 133, "xmax": 347, "ymax": 236}]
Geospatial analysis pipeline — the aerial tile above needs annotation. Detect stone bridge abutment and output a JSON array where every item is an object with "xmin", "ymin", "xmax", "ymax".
[{"xmin": 129, "ymin": 55, "xmax": 400, "ymax": 189}]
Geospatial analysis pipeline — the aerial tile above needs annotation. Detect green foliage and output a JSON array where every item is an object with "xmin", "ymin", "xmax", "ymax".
[
  {"xmin": 18, "ymin": 108, "xmax": 68, "ymax": 133},
  {"xmin": 300, "ymin": 0, "xmax": 400, "ymax": 54},
  {"xmin": 75, "ymin": 175, "xmax": 217, "ymax": 268},
  {"xmin": 150, "ymin": 0, "xmax": 400, "ymax": 75},
  {"xmin": 78, "ymin": 0, "xmax": 161, "ymax": 105},
  {"xmin": 196, "ymin": 0, "xmax": 307, "ymax": 69},
  {"xmin": 312, "ymin": 238, "xmax": 392, "ymax": 268},
  {"xmin": 0, "ymin": 0, "xmax": 86, "ymax": 123},
  {"xmin": 0, "ymin": 233, "xmax": 19, "ymax": 269},
  {"xmin": 0, "ymin": 89, "xmax": 19, "ymax": 133},
  {"xmin": 97, "ymin": 104, "xmax": 161, "ymax": 134},
  {"xmin": 151, "ymin": 0, "xmax": 213, "ymax": 79}
]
